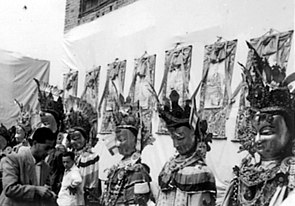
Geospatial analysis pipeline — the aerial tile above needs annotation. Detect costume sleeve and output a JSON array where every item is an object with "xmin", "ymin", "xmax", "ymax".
[
  {"xmin": 71, "ymin": 170, "xmax": 82, "ymax": 188},
  {"xmin": 78, "ymin": 153, "xmax": 100, "ymax": 189},
  {"xmin": 132, "ymin": 163, "xmax": 152, "ymax": 187},
  {"xmin": 2, "ymin": 155, "xmax": 36, "ymax": 200},
  {"xmin": 133, "ymin": 164, "xmax": 152, "ymax": 205}
]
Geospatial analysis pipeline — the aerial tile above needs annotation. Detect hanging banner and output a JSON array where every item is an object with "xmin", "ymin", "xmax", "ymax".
[
  {"xmin": 157, "ymin": 45, "xmax": 192, "ymax": 134},
  {"xmin": 81, "ymin": 66, "xmax": 101, "ymax": 109},
  {"xmin": 128, "ymin": 54, "xmax": 156, "ymax": 134},
  {"xmin": 199, "ymin": 39, "xmax": 238, "ymax": 139},
  {"xmin": 63, "ymin": 69, "xmax": 78, "ymax": 99},
  {"xmin": 99, "ymin": 59, "xmax": 126, "ymax": 134},
  {"xmin": 234, "ymin": 30, "xmax": 293, "ymax": 141}
]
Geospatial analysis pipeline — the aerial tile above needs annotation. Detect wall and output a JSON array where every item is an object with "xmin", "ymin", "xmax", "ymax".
[
  {"xmin": 63, "ymin": 0, "xmax": 294, "ymax": 202},
  {"xmin": 64, "ymin": 0, "xmax": 138, "ymax": 32}
]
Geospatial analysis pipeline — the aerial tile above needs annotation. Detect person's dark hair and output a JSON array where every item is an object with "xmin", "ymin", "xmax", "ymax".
[
  {"xmin": 32, "ymin": 127, "xmax": 56, "ymax": 143},
  {"xmin": 62, "ymin": 151, "xmax": 75, "ymax": 161}
]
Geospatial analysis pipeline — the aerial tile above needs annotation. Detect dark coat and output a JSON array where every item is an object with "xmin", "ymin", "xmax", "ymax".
[{"xmin": 0, "ymin": 147, "xmax": 56, "ymax": 206}]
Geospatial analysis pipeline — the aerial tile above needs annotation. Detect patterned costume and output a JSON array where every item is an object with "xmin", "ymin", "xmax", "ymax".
[
  {"xmin": 156, "ymin": 90, "xmax": 216, "ymax": 206},
  {"xmin": 222, "ymin": 42, "xmax": 295, "ymax": 206},
  {"xmin": 102, "ymin": 97, "xmax": 154, "ymax": 206},
  {"xmin": 104, "ymin": 153, "xmax": 151, "ymax": 205},
  {"xmin": 65, "ymin": 96, "xmax": 101, "ymax": 205}
]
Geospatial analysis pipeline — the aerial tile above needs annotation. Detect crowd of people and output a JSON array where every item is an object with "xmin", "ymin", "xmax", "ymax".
[{"xmin": 0, "ymin": 45, "xmax": 294, "ymax": 206}]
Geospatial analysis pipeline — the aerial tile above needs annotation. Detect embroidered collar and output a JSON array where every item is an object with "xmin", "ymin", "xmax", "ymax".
[
  {"xmin": 168, "ymin": 151, "xmax": 204, "ymax": 172},
  {"xmin": 238, "ymin": 157, "xmax": 281, "ymax": 187}
]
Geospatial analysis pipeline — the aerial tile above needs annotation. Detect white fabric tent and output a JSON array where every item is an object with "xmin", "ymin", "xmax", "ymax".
[{"xmin": 0, "ymin": 49, "xmax": 49, "ymax": 128}]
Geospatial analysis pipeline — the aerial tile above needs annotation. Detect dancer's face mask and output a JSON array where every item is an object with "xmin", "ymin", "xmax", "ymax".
[
  {"xmin": 115, "ymin": 128, "xmax": 136, "ymax": 157},
  {"xmin": 170, "ymin": 126, "xmax": 196, "ymax": 155},
  {"xmin": 252, "ymin": 113, "xmax": 290, "ymax": 160}
]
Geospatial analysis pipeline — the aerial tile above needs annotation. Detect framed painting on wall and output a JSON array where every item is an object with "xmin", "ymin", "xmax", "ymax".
[
  {"xmin": 99, "ymin": 59, "xmax": 126, "ymax": 134},
  {"xmin": 199, "ymin": 39, "xmax": 238, "ymax": 139},
  {"xmin": 63, "ymin": 69, "xmax": 78, "ymax": 99},
  {"xmin": 128, "ymin": 54, "xmax": 156, "ymax": 135},
  {"xmin": 81, "ymin": 66, "xmax": 100, "ymax": 109}
]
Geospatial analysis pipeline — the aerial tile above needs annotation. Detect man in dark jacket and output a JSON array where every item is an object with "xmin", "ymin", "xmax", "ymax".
[{"xmin": 0, "ymin": 127, "xmax": 57, "ymax": 206}]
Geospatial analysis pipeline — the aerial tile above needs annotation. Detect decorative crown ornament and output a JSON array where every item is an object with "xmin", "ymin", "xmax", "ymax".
[
  {"xmin": 34, "ymin": 78, "xmax": 64, "ymax": 123},
  {"xmin": 14, "ymin": 99, "xmax": 32, "ymax": 135},
  {"xmin": 157, "ymin": 90, "xmax": 212, "ymax": 151},
  {"xmin": 64, "ymin": 96, "xmax": 97, "ymax": 139},
  {"xmin": 112, "ymin": 95, "xmax": 154, "ymax": 152},
  {"xmin": 158, "ymin": 90, "xmax": 191, "ymax": 128},
  {"xmin": 242, "ymin": 41, "xmax": 295, "ymax": 118}
]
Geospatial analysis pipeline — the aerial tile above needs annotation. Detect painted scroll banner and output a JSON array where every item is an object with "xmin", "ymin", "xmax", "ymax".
[
  {"xmin": 81, "ymin": 66, "xmax": 101, "ymax": 109},
  {"xmin": 234, "ymin": 30, "xmax": 293, "ymax": 141},
  {"xmin": 63, "ymin": 70, "xmax": 78, "ymax": 99},
  {"xmin": 200, "ymin": 39, "xmax": 238, "ymax": 139},
  {"xmin": 128, "ymin": 54, "xmax": 156, "ymax": 134},
  {"xmin": 157, "ymin": 45, "xmax": 192, "ymax": 134},
  {"xmin": 99, "ymin": 60, "xmax": 126, "ymax": 134}
]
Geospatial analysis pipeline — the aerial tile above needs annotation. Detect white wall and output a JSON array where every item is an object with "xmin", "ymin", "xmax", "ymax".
[
  {"xmin": 0, "ymin": 0, "xmax": 66, "ymax": 86},
  {"xmin": 63, "ymin": 0, "xmax": 294, "ymax": 202}
]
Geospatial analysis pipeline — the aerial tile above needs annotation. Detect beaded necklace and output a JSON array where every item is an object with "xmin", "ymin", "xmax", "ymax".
[{"xmin": 168, "ymin": 150, "xmax": 203, "ymax": 172}]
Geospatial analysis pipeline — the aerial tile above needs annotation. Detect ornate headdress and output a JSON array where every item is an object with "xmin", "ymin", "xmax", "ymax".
[
  {"xmin": 238, "ymin": 42, "xmax": 295, "ymax": 153},
  {"xmin": 64, "ymin": 96, "xmax": 97, "ymax": 140},
  {"xmin": 157, "ymin": 90, "xmax": 212, "ymax": 151},
  {"xmin": 14, "ymin": 99, "xmax": 32, "ymax": 136},
  {"xmin": 34, "ymin": 78, "xmax": 64, "ymax": 126},
  {"xmin": 242, "ymin": 41, "xmax": 295, "ymax": 119},
  {"xmin": 112, "ymin": 96, "xmax": 154, "ymax": 153}
]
